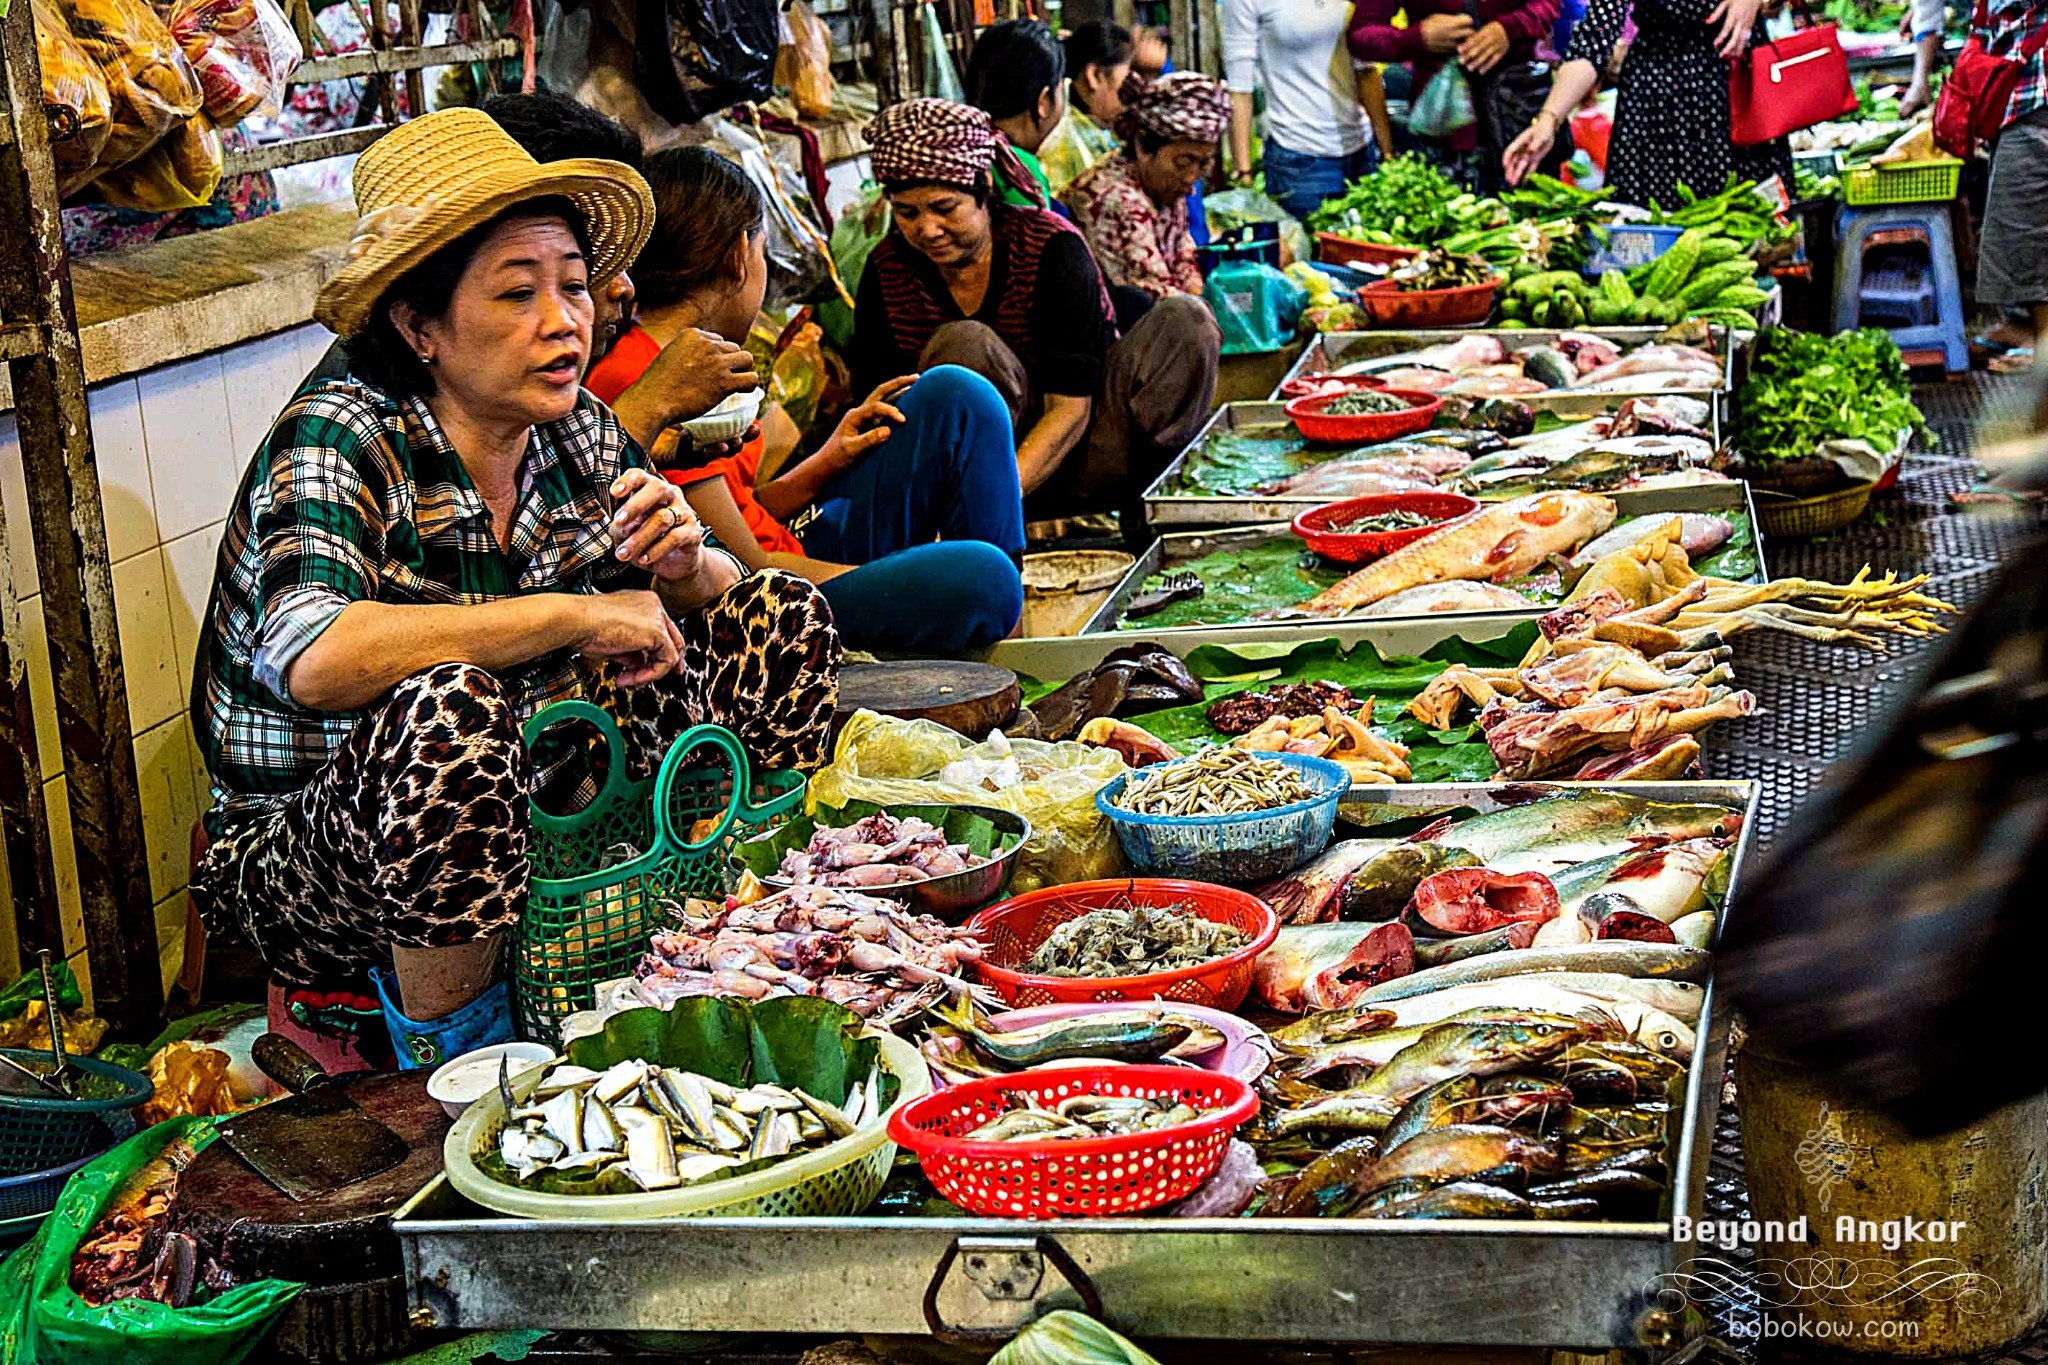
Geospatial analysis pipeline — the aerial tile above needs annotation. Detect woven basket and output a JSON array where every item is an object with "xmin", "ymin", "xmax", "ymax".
[{"xmin": 1754, "ymin": 480, "xmax": 1877, "ymax": 539}]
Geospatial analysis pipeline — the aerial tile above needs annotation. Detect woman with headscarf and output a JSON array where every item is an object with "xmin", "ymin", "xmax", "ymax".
[
  {"xmin": 1061, "ymin": 71, "xmax": 1230, "ymax": 302},
  {"xmin": 853, "ymin": 99, "xmax": 1220, "ymax": 523},
  {"xmin": 188, "ymin": 109, "xmax": 840, "ymax": 1069}
]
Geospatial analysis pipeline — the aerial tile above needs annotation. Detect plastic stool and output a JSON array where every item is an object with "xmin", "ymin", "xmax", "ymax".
[{"xmin": 1832, "ymin": 203, "xmax": 1967, "ymax": 375}]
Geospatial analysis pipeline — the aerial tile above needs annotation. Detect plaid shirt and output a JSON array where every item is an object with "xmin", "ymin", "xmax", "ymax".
[
  {"xmin": 1985, "ymin": 0, "xmax": 2048, "ymax": 126},
  {"xmin": 193, "ymin": 373, "xmax": 681, "ymax": 820}
]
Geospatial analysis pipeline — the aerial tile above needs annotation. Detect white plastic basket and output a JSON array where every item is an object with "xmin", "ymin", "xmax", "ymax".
[{"xmin": 443, "ymin": 1031, "xmax": 930, "ymax": 1220}]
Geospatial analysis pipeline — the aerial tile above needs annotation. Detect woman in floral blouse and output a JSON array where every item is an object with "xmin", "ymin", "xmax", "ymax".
[{"xmin": 1061, "ymin": 72, "xmax": 1230, "ymax": 300}]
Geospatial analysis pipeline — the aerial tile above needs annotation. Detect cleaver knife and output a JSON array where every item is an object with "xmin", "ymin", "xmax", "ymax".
[{"xmin": 214, "ymin": 1034, "xmax": 410, "ymax": 1201}]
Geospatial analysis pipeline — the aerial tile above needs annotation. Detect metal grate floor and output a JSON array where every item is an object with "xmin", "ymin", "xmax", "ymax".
[{"xmin": 1697, "ymin": 369, "xmax": 2047, "ymax": 1362}]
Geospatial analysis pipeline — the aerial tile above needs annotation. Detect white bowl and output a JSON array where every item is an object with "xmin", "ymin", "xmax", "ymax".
[
  {"xmin": 427, "ymin": 1041, "xmax": 555, "ymax": 1119},
  {"xmin": 676, "ymin": 386, "xmax": 764, "ymax": 445}
]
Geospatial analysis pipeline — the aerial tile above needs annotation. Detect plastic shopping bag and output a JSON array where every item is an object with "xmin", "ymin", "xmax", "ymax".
[
  {"xmin": 775, "ymin": 0, "xmax": 834, "ymax": 120},
  {"xmin": 1407, "ymin": 62, "xmax": 1474, "ymax": 140},
  {"xmin": 0, "ymin": 1118, "xmax": 301, "ymax": 1365},
  {"xmin": 60, "ymin": 0, "xmax": 203, "ymax": 173},
  {"xmin": 634, "ymin": 0, "xmax": 778, "ymax": 125},
  {"xmin": 1205, "ymin": 260, "xmax": 1308, "ymax": 355},
  {"xmin": 817, "ymin": 182, "xmax": 887, "ymax": 349},
  {"xmin": 918, "ymin": 0, "xmax": 962, "ymax": 101},
  {"xmin": 1204, "ymin": 187, "xmax": 1309, "ymax": 270},
  {"xmin": 164, "ymin": 0, "xmax": 304, "ymax": 128},
  {"xmin": 34, "ymin": 0, "xmax": 115, "ymax": 194},
  {"xmin": 808, "ymin": 712, "xmax": 1130, "ymax": 892},
  {"xmin": 90, "ymin": 113, "xmax": 222, "ymax": 211}
]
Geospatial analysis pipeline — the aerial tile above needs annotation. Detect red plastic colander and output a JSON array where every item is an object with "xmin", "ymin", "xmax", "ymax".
[
  {"xmin": 965, "ymin": 879, "xmax": 1278, "ymax": 1011},
  {"xmin": 1291, "ymin": 491, "xmax": 1481, "ymax": 565},
  {"xmin": 886, "ymin": 1065, "xmax": 1258, "ymax": 1219},
  {"xmin": 1283, "ymin": 387, "xmax": 1443, "ymax": 445}
]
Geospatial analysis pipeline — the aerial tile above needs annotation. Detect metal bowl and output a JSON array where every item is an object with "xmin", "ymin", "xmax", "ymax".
[{"xmin": 735, "ymin": 804, "xmax": 1032, "ymax": 924}]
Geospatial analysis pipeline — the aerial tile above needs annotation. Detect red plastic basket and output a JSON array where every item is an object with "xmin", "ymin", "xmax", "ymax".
[
  {"xmin": 1283, "ymin": 387, "xmax": 1442, "ymax": 445},
  {"xmin": 1291, "ymin": 492, "xmax": 1481, "ymax": 565},
  {"xmin": 965, "ymin": 879, "xmax": 1278, "ymax": 1011},
  {"xmin": 1356, "ymin": 277, "xmax": 1500, "ymax": 328},
  {"xmin": 1315, "ymin": 233, "xmax": 1420, "ymax": 269},
  {"xmin": 886, "ymin": 1065, "xmax": 1258, "ymax": 1218}
]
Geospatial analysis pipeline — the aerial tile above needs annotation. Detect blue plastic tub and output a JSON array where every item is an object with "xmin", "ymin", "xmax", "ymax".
[
  {"xmin": 1583, "ymin": 223, "xmax": 1687, "ymax": 278},
  {"xmin": 1095, "ymin": 751, "xmax": 1348, "ymax": 886},
  {"xmin": 0, "ymin": 1142, "xmax": 106, "ymax": 1224}
]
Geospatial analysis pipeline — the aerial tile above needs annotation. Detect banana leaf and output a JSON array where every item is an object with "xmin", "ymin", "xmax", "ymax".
[{"xmin": 730, "ymin": 800, "xmax": 1023, "ymax": 881}]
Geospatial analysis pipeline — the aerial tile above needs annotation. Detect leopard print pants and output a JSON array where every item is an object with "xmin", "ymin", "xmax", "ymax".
[{"xmin": 193, "ymin": 571, "xmax": 841, "ymax": 989}]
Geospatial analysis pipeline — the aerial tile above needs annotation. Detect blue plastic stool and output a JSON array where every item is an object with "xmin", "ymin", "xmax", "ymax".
[{"xmin": 1832, "ymin": 204, "xmax": 1968, "ymax": 375}]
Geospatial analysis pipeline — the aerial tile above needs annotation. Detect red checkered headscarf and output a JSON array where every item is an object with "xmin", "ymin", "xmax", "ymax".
[
  {"xmin": 1115, "ymin": 71, "xmax": 1230, "ymax": 145},
  {"xmin": 865, "ymin": 98, "xmax": 1048, "ymax": 209}
]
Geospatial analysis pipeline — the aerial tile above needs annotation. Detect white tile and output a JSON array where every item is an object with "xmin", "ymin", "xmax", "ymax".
[
  {"xmin": 0, "ymin": 412, "xmax": 32, "ymax": 601},
  {"xmin": 223, "ymin": 331, "xmax": 309, "ymax": 456},
  {"xmin": 134, "ymin": 717, "xmax": 200, "ymax": 903},
  {"xmin": 294, "ymin": 323, "xmax": 341, "ymax": 379},
  {"xmin": 13, "ymin": 594, "xmax": 60, "ymax": 781},
  {"xmin": 161, "ymin": 522, "xmax": 222, "ymax": 700},
  {"xmin": 88, "ymin": 379, "xmax": 159, "ymax": 564},
  {"xmin": 45, "ymin": 776, "xmax": 81, "ymax": 958},
  {"xmin": 155, "ymin": 889, "xmax": 188, "ymax": 997},
  {"xmin": 138, "ymin": 353, "xmax": 239, "ymax": 543},
  {"xmin": 111, "ymin": 549, "xmax": 183, "ymax": 732},
  {"xmin": 186, "ymin": 722, "xmax": 215, "ymax": 823}
]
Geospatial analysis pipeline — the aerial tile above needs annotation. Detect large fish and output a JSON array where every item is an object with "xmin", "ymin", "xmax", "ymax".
[
  {"xmin": 1267, "ymin": 1020, "xmax": 1586, "ymax": 1137},
  {"xmin": 1368, "ymin": 981, "xmax": 1698, "ymax": 1060},
  {"xmin": 1287, "ymin": 1007, "xmax": 1611, "ymax": 1077},
  {"xmin": 1416, "ymin": 791, "xmax": 1742, "ymax": 871},
  {"xmin": 1567, "ymin": 514, "xmax": 1734, "ymax": 569},
  {"xmin": 1290, "ymin": 492, "xmax": 1617, "ymax": 617},
  {"xmin": 1253, "ymin": 922, "xmax": 1418, "ymax": 1013},
  {"xmin": 1354, "ymin": 941, "xmax": 1713, "ymax": 1001},
  {"xmin": 1254, "ymin": 459, "xmax": 1440, "ymax": 499},
  {"xmin": 1407, "ymin": 868, "xmax": 1561, "ymax": 935},
  {"xmin": 1357, "ymin": 582, "xmax": 1535, "ymax": 617},
  {"xmin": 1256, "ymin": 841, "xmax": 1480, "ymax": 924}
]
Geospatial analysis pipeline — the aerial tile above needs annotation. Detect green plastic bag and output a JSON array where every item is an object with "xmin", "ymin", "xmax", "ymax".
[
  {"xmin": 818, "ymin": 182, "xmax": 889, "ymax": 351},
  {"xmin": 0, "ymin": 1117, "xmax": 302, "ymax": 1365},
  {"xmin": 1204, "ymin": 261, "xmax": 1308, "ymax": 355},
  {"xmin": 0, "ymin": 962, "xmax": 80, "ymax": 1025},
  {"xmin": 1408, "ymin": 64, "xmax": 1475, "ymax": 140}
]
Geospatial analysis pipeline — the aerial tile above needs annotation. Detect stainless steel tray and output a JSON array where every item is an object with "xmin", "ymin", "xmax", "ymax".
[
  {"xmin": 1143, "ymin": 400, "xmax": 1734, "ymax": 531},
  {"xmin": 395, "ymin": 778, "xmax": 1757, "ymax": 1352},
  {"xmin": 1280, "ymin": 326, "xmax": 1750, "ymax": 395},
  {"xmin": 1089, "ymin": 480, "xmax": 1766, "ymax": 643}
]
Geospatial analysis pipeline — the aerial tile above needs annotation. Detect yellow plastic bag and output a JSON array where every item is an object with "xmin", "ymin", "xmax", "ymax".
[
  {"xmin": 35, "ymin": 0, "xmax": 114, "ymax": 194},
  {"xmin": 61, "ymin": 0, "xmax": 203, "ymax": 173},
  {"xmin": 91, "ymin": 113, "xmax": 222, "ymax": 211},
  {"xmin": 774, "ymin": 0, "xmax": 833, "ymax": 120},
  {"xmin": 808, "ymin": 710, "xmax": 1130, "ymax": 893}
]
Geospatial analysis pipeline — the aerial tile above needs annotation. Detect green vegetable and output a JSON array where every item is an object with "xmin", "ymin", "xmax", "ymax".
[
  {"xmin": 1699, "ymin": 308, "xmax": 1760, "ymax": 330},
  {"xmin": 1552, "ymin": 290, "xmax": 1585, "ymax": 326},
  {"xmin": 1694, "ymin": 237, "xmax": 1745, "ymax": 268},
  {"xmin": 1678, "ymin": 259, "xmax": 1760, "ymax": 307},
  {"xmin": 1508, "ymin": 269, "xmax": 1585, "ymax": 303},
  {"xmin": 1587, "ymin": 299, "xmax": 1623, "ymax": 326},
  {"xmin": 993, "ymin": 1312, "xmax": 1165, "ymax": 1365},
  {"xmin": 1710, "ymin": 284, "xmax": 1772, "ymax": 310},
  {"xmin": 1731, "ymin": 326, "xmax": 1927, "ymax": 466},
  {"xmin": 1597, "ymin": 269, "xmax": 1635, "ymax": 307},
  {"xmin": 1642, "ymin": 228, "xmax": 1707, "ymax": 300},
  {"xmin": 1532, "ymin": 299, "xmax": 1553, "ymax": 326}
]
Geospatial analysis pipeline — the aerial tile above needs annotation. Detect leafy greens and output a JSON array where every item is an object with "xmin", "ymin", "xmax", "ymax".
[{"xmin": 1731, "ymin": 327, "xmax": 1926, "ymax": 466}]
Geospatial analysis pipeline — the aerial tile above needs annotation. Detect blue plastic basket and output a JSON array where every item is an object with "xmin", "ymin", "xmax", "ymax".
[
  {"xmin": 1583, "ymin": 223, "xmax": 1688, "ymax": 278},
  {"xmin": 1095, "ymin": 751, "xmax": 1348, "ymax": 886},
  {"xmin": 0, "ymin": 1051, "xmax": 149, "ymax": 1177},
  {"xmin": 0, "ymin": 1143, "xmax": 106, "ymax": 1223}
]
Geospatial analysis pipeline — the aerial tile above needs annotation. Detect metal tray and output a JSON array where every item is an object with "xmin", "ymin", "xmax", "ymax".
[
  {"xmin": 1089, "ymin": 481, "xmax": 1766, "ymax": 643},
  {"xmin": 1144, "ymin": 400, "xmax": 1733, "ymax": 531},
  {"xmin": 394, "ymin": 778, "xmax": 1757, "ymax": 1352},
  {"xmin": 1280, "ymin": 326, "xmax": 1750, "ymax": 396}
]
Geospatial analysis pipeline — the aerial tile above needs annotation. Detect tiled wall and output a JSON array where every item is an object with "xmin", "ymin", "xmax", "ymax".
[{"xmin": 0, "ymin": 320, "xmax": 337, "ymax": 1004}]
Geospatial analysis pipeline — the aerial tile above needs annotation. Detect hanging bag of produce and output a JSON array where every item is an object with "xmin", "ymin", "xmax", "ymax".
[
  {"xmin": 1726, "ymin": 6, "xmax": 1858, "ymax": 145},
  {"xmin": 59, "ymin": 0, "xmax": 203, "ymax": 176},
  {"xmin": 632, "ymin": 0, "xmax": 778, "ymax": 125},
  {"xmin": 33, "ymin": 0, "xmax": 115, "ymax": 196},
  {"xmin": 1932, "ymin": 0, "xmax": 2048, "ymax": 157},
  {"xmin": 1407, "ymin": 62, "xmax": 1475, "ymax": 141},
  {"xmin": 164, "ymin": 0, "xmax": 304, "ymax": 129},
  {"xmin": 774, "ymin": 0, "xmax": 834, "ymax": 119}
]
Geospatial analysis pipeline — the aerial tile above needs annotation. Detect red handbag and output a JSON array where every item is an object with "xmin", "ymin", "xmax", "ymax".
[
  {"xmin": 1728, "ymin": 19, "xmax": 1859, "ymax": 146},
  {"xmin": 1933, "ymin": 0, "xmax": 2048, "ymax": 157}
]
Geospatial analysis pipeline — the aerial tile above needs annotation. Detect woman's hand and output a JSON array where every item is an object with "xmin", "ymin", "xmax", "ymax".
[
  {"xmin": 1458, "ymin": 20, "xmax": 1511, "ymax": 72},
  {"xmin": 818, "ymin": 376, "xmax": 917, "ymax": 471},
  {"xmin": 574, "ymin": 589, "xmax": 686, "ymax": 686},
  {"xmin": 1502, "ymin": 112, "xmax": 1560, "ymax": 186},
  {"xmin": 1419, "ymin": 13, "xmax": 1476, "ymax": 52},
  {"xmin": 609, "ymin": 468, "xmax": 707, "ymax": 582},
  {"xmin": 1705, "ymin": 0, "xmax": 1764, "ymax": 57}
]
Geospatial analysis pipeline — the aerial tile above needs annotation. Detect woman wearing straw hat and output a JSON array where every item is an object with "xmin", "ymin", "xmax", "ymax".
[
  {"xmin": 189, "ymin": 108, "xmax": 841, "ymax": 1069},
  {"xmin": 854, "ymin": 98, "xmax": 1219, "ymax": 526}
]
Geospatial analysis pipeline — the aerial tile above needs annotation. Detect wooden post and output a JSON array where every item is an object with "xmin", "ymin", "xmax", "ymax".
[
  {"xmin": 0, "ymin": 486, "xmax": 61, "ymax": 971},
  {"xmin": 0, "ymin": 0, "xmax": 164, "ymax": 1034}
]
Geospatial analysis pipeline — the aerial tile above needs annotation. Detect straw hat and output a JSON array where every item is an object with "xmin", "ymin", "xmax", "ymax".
[{"xmin": 315, "ymin": 107, "xmax": 655, "ymax": 338}]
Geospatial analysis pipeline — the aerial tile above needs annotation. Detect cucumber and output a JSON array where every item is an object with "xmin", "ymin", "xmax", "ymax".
[
  {"xmin": 1587, "ymin": 298, "xmax": 1623, "ymax": 326},
  {"xmin": 1532, "ymin": 299, "xmax": 1554, "ymax": 327},
  {"xmin": 1508, "ymin": 270, "xmax": 1586, "ymax": 303}
]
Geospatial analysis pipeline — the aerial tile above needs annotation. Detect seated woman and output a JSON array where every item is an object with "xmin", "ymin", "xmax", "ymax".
[
  {"xmin": 1040, "ymin": 21, "xmax": 1134, "ymax": 197},
  {"xmin": 1062, "ymin": 72, "xmax": 1230, "ymax": 302},
  {"xmin": 585, "ymin": 148, "xmax": 1024, "ymax": 657},
  {"xmin": 189, "ymin": 109, "xmax": 840, "ymax": 1070},
  {"xmin": 965, "ymin": 20, "xmax": 1067, "ymax": 210},
  {"xmin": 856, "ymin": 99, "xmax": 1219, "ymax": 521}
]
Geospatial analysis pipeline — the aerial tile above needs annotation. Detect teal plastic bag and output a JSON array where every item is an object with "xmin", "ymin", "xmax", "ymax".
[
  {"xmin": 1204, "ymin": 261, "xmax": 1309, "ymax": 355},
  {"xmin": 0, "ymin": 1117, "xmax": 302, "ymax": 1365},
  {"xmin": 1408, "ymin": 64, "xmax": 1476, "ymax": 140},
  {"xmin": 818, "ymin": 182, "xmax": 889, "ymax": 350}
]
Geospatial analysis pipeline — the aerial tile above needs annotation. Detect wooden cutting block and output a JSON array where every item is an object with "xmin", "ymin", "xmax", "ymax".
[{"xmin": 836, "ymin": 661, "xmax": 1022, "ymax": 740}]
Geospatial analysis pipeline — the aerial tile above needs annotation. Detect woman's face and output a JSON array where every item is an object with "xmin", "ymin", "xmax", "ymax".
[
  {"xmin": 698, "ymin": 229, "xmax": 769, "ymax": 344},
  {"xmin": 1079, "ymin": 60, "xmax": 1132, "ymax": 121},
  {"xmin": 1134, "ymin": 138, "xmax": 1215, "ymax": 205},
  {"xmin": 593, "ymin": 267, "xmax": 637, "ymax": 365},
  {"xmin": 400, "ymin": 213, "xmax": 595, "ymax": 428},
  {"xmin": 888, "ymin": 186, "xmax": 993, "ymax": 269}
]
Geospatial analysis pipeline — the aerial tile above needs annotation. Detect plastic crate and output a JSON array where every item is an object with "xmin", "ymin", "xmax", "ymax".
[
  {"xmin": 0, "ymin": 1052, "xmax": 148, "ymax": 1176},
  {"xmin": 1584, "ymin": 222, "xmax": 1687, "ymax": 277},
  {"xmin": 514, "ymin": 706, "xmax": 804, "ymax": 1041},
  {"xmin": 1842, "ymin": 157, "xmax": 1962, "ymax": 207}
]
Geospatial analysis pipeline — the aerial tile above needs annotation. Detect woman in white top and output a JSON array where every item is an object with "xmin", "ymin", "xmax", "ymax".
[{"xmin": 1224, "ymin": 0, "xmax": 1377, "ymax": 221}]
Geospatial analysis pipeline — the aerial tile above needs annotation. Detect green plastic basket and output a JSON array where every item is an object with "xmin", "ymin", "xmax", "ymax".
[
  {"xmin": 514, "ymin": 703, "xmax": 806, "ymax": 1041},
  {"xmin": 1842, "ymin": 157, "xmax": 1962, "ymax": 207}
]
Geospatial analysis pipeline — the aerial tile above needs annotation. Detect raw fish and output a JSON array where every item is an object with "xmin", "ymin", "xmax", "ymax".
[
  {"xmin": 1407, "ymin": 868, "xmax": 1561, "ymax": 935},
  {"xmin": 1253, "ymin": 922, "xmax": 1418, "ymax": 1013},
  {"xmin": 1288, "ymin": 491, "xmax": 1617, "ymax": 616},
  {"xmin": 1445, "ymin": 375, "xmax": 1547, "ymax": 396},
  {"xmin": 1358, "ymin": 582, "xmax": 1535, "ymax": 616},
  {"xmin": 1348, "ymin": 364, "xmax": 1456, "ymax": 392},
  {"xmin": 1568, "ymin": 514, "xmax": 1734, "ymax": 568},
  {"xmin": 1256, "ymin": 459, "xmax": 1440, "ymax": 499},
  {"xmin": 1257, "ymin": 841, "xmax": 1483, "ymax": 924}
]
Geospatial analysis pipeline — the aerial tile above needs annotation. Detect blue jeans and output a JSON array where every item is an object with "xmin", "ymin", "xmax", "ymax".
[
  {"xmin": 797, "ymin": 365, "xmax": 1025, "ymax": 655},
  {"xmin": 1262, "ymin": 140, "xmax": 1380, "ymax": 224}
]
